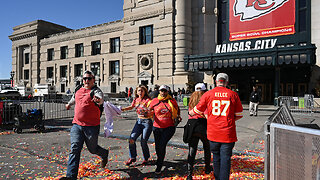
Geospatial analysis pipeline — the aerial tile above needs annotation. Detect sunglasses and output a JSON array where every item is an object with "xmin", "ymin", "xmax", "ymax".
[
  {"xmin": 83, "ymin": 77, "xmax": 93, "ymax": 81},
  {"xmin": 160, "ymin": 89, "xmax": 168, "ymax": 92}
]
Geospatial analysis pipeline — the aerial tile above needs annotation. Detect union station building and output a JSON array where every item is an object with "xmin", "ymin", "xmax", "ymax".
[{"xmin": 9, "ymin": 0, "xmax": 320, "ymax": 104}]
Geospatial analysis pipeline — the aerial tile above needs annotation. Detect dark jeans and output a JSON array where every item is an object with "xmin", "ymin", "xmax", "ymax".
[
  {"xmin": 129, "ymin": 118, "xmax": 153, "ymax": 160},
  {"xmin": 153, "ymin": 126, "xmax": 176, "ymax": 168},
  {"xmin": 66, "ymin": 124, "xmax": 109, "ymax": 179},
  {"xmin": 187, "ymin": 133, "xmax": 211, "ymax": 174},
  {"xmin": 209, "ymin": 141, "xmax": 235, "ymax": 180}
]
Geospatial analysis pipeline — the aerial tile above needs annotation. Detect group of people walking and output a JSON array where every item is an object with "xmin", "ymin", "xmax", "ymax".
[{"xmin": 60, "ymin": 70, "xmax": 244, "ymax": 180}]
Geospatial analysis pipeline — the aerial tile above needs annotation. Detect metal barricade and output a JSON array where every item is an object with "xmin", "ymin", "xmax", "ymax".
[
  {"xmin": 1, "ymin": 100, "xmax": 22, "ymax": 124},
  {"xmin": 265, "ymin": 104, "xmax": 320, "ymax": 180},
  {"xmin": 278, "ymin": 94, "xmax": 314, "ymax": 114},
  {"xmin": 269, "ymin": 123, "xmax": 320, "ymax": 180},
  {"xmin": 43, "ymin": 99, "xmax": 74, "ymax": 120},
  {"xmin": 0, "ymin": 99, "xmax": 74, "ymax": 125}
]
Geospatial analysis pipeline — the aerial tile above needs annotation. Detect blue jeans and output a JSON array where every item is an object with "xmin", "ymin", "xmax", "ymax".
[
  {"xmin": 129, "ymin": 118, "xmax": 153, "ymax": 160},
  {"xmin": 66, "ymin": 124, "xmax": 109, "ymax": 179},
  {"xmin": 209, "ymin": 141, "xmax": 235, "ymax": 180},
  {"xmin": 153, "ymin": 126, "xmax": 176, "ymax": 168}
]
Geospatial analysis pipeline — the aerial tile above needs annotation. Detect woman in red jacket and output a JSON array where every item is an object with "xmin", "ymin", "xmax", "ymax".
[{"xmin": 149, "ymin": 85, "xmax": 182, "ymax": 174}]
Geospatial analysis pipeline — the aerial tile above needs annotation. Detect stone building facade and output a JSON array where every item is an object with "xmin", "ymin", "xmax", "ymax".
[
  {"xmin": 10, "ymin": 0, "xmax": 320, "ymax": 103},
  {"xmin": 9, "ymin": 0, "xmax": 216, "ymax": 93}
]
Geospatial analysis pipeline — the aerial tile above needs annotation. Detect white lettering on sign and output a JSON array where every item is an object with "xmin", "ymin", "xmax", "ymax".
[{"xmin": 215, "ymin": 38, "xmax": 277, "ymax": 53}]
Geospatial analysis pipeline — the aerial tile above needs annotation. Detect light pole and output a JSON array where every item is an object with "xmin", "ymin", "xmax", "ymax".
[{"xmin": 10, "ymin": 71, "xmax": 15, "ymax": 87}]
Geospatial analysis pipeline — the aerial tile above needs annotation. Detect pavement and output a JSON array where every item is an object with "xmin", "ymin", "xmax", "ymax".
[{"xmin": 0, "ymin": 104, "xmax": 319, "ymax": 179}]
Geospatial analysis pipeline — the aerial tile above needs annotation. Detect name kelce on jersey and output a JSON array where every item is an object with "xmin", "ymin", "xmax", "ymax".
[{"xmin": 215, "ymin": 92, "xmax": 228, "ymax": 98}]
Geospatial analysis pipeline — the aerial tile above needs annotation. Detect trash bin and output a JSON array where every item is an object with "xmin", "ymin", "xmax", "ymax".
[
  {"xmin": 183, "ymin": 96, "xmax": 189, "ymax": 106},
  {"xmin": 298, "ymin": 98, "xmax": 304, "ymax": 108}
]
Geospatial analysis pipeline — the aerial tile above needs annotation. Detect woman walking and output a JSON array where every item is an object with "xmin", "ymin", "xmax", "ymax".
[
  {"xmin": 184, "ymin": 83, "xmax": 212, "ymax": 180},
  {"xmin": 149, "ymin": 85, "xmax": 181, "ymax": 174},
  {"xmin": 121, "ymin": 85, "xmax": 153, "ymax": 165}
]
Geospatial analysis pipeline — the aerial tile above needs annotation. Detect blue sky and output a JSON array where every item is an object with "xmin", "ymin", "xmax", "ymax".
[{"xmin": 0, "ymin": 0, "xmax": 123, "ymax": 79}]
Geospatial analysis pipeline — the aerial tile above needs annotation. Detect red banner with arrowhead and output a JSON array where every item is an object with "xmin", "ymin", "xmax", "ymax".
[{"xmin": 229, "ymin": 0, "xmax": 295, "ymax": 41}]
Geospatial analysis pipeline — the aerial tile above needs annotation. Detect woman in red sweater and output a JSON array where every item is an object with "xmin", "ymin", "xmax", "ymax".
[{"xmin": 149, "ymin": 85, "xmax": 181, "ymax": 174}]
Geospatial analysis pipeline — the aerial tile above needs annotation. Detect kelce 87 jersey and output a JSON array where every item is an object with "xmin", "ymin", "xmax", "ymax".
[{"xmin": 193, "ymin": 86, "xmax": 243, "ymax": 143}]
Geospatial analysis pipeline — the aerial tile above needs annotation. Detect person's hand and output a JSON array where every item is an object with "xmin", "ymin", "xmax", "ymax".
[
  {"xmin": 66, "ymin": 104, "xmax": 71, "ymax": 110},
  {"xmin": 146, "ymin": 109, "xmax": 154, "ymax": 117},
  {"xmin": 92, "ymin": 96, "xmax": 103, "ymax": 105},
  {"xmin": 175, "ymin": 116, "xmax": 182, "ymax": 123},
  {"xmin": 188, "ymin": 110, "xmax": 195, "ymax": 116}
]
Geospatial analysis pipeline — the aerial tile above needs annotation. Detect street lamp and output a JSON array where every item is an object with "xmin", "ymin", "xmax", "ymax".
[{"xmin": 10, "ymin": 71, "xmax": 15, "ymax": 87}]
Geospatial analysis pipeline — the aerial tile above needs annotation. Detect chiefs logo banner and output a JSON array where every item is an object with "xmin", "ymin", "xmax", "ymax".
[{"xmin": 229, "ymin": 0, "xmax": 295, "ymax": 41}]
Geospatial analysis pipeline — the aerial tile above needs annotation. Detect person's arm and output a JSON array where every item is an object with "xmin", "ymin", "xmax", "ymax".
[
  {"xmin": 122, "ymin": 105, "xmax": 135, "ymax": 111},
  {"xmin": 122, "ymin": 98, "xmax": 136, "ymax": 111},
  {"xmin": 66, "ymin": 93, "xmax": 76, "ymax": 110},
  {"xmin": 258, "ymin": 91, "xmax": 262, "ymax": 104},
  {"xmin": 189, "ymin": 92, "xmax": 208, "ymax": 116},
  {"xmin": 234, "ymin": 93, "xmax": 243, "ymax": 121},
  {"xmin": 92, "ymin": 87, "xmax": 104, "ymax": 105}
]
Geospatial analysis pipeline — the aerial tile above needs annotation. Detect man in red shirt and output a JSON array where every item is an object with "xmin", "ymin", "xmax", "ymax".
[
  {"xmin": 61, "ymin": 70, "xmax": 109, "ymax": 180},
  {"xmin": 189, "ymin": 73, "xmax": 243, "ymax": 180}
]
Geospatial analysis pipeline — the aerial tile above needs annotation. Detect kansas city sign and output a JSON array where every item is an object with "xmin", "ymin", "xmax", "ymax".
[{"xmin": 215, "ymin": 38, "xmax": 277, "ymax": 54}]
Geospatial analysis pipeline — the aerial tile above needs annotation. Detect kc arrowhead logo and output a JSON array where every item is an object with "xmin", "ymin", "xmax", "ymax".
[{"xmin": 234, "ymin": 0, "xmax": 289, "ymax": 21}]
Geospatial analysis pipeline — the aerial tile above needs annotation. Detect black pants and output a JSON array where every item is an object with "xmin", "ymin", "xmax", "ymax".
[
  {"xmin": 153, "ymin": 126, "xmax": 176, "ymax": 168},
  {"xmin": 187, "ymin": 133, "xmax": 211, "ymax": 174}
]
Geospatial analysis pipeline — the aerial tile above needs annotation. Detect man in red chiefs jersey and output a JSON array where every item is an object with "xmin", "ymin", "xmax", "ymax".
[{"xmin": 189, "ymin": 73, "xmax": 243, "ymax": 180}]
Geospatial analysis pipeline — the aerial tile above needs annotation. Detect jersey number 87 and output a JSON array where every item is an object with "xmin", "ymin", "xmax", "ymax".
[{"xmin": 212, "ymin": 100, "xmax": 230, "ymax": 116}]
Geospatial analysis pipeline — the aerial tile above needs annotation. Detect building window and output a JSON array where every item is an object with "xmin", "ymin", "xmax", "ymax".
[
  {"xmin": 90, "ymin": 62, "xmax": 100, "ymax": 77},
  {"xmin": 217, "ymin": 0, "xmax": 227, "ymax": 43},
  {"xmin": 47, "ymin": 67, "xmax": 54, "ymax": 79},
  {"xmin": 24, "ymin": 53, "xmax": 30, "ymax": 64},
  {"xmin": 60, "ymin": 65, "xmax": 67, "ymax": 78},
  {"xmin": 110, "ymin": 37, "xmax": 120, "ymax": 53},
  {"xmin": 75, "ymin": 43, "xmax": 84, "ymax": 57},
  {"xmin": 139, "ymin": 25, "xmax": 153, "ymax": 44},
  {"xmin": 91, "ymin": 40, "xmax": 101, "ymax": 55},
  {"xmin": 111, "ymin": 82, "xmax": 117, "ymax": 93},
  {"xmin": 61, "ymin": 84, "xmax": 66, "ymax": 93},
  {"xmin": 74, "ymin": 64, "xmax": 83, "ymax": 77},
  {"xmin": 47, "ymin": 48, "xmax": 54, "ymax": 61},
  {"xmin": 24, "ymin": 69, "xmax": 29, "ymax": 80},
  {"xmin": 60, "ymin": 46, "xmax": 68, "ymax": 59},
  {"xmin": 110, "ymin": 60, "xmax": 119, "ymax": 75}
]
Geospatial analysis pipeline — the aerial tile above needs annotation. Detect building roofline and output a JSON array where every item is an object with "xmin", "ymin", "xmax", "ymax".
[
  {"xmin": 47, "ymin": 19, "xmax": 123, "ymax": 38},
  {"xmin": 12, "ymin": 20, "xmax": 71, "ymax": 31}
]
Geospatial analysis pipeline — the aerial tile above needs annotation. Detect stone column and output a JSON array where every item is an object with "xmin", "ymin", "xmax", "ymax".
[
  {"xmin": 203, "ymin": 0, "xmax": 215, "ymax": 54},
  {"xmin": 174, "ymin": 0, "xmax": 192, "ymax": 75}
]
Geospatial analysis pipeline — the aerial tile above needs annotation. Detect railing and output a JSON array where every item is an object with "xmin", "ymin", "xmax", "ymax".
[
  {"xmin": 265, "ymin": 104, "xmax": 320, "ymax": 180},
  {"xmin": 0, "ymin": 99, "xmax": 74, "ymax": 124},
  {"xmin": 277, "ymin": 94, "xmax": 314, "ymax": 114}
]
